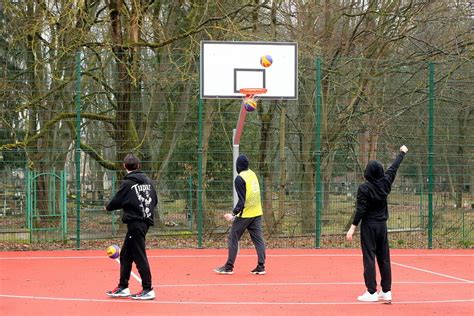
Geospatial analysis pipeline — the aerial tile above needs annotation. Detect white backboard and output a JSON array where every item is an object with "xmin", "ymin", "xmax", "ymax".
[{"xmin": 200, "ymin": 41, "xmax": 298, "ymax": 100}]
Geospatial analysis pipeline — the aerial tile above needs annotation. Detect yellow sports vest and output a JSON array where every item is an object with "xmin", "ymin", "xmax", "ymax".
[{"xmin": 239, "ymin": 169, "xmax": 263, "ymax": 218}]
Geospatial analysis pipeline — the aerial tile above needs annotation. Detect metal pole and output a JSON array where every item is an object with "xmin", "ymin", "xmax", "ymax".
[
  {"xmin": 233, "ymin": 103, "xmax": 247, "ymax": 207},
  {"xmin": 188, "ymin": 176, "xmax": 193, "ymax": 228},
  {"xmin": 427, "ymin": 62, "xmax": 435, "ymax": 249},
  {"xmin": 61, "ymin": 171, "xmax": 67, "ymax": 241},
  {"xmin": 75, "ymin": 51, "xmax": 82, "ymax": 249},
  {"xmin": 233, "ymin": 104, "xmax": 247, "ymax": 146},
  {"xmin": 232, "ymin": 129, "xmax": 239, "ymax": 207},
  {"xmin": 26, "ymin": 169, "xmax": 32, "ymax": 243},
  {"xmin": 111, "ymin": 172, "xmax": 117, "ymax": 234},
  {"xmin": 315, "ymin": 57, "xmax": 323, "ymax": 248},
  {"xmin": 419, "ymin": 182, "xmax": 424, "ymax": 228},
  {"xmin": 197, "ymin": 97, "xmax": 204, "ymax": 248}
]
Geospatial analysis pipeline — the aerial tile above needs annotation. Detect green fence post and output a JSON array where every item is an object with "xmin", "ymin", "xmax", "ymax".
[
  {"xmin": 419, "ymin": 182, "xmax": 424, "ymax": 228},
  {"xmin": 75, "ymin": 51, "xmax": 82, "ymax": 249},
  {"xmin": 427, "ymin": 62, "xmax": 435, "ymax": 249},
  {"xmin": 26, "ymin": 169, "xmax": 32, "ymax": 243},
  {"xmin": 49, "ymin": 169, "xmax": 56, "ymax": 215},
  {"xmin": 197, "ymin": 98, "xmax": 204, "ymax": 248},
  {"xmin": 111, "ymin": 172, "xmax": 117, "ymax": 234},
  {"xmin": 188, "ymin": 176, "xmax": 193, "ymax": 228},
  {"xmin": 315, "ymin": 57, "xmax": 323, "ymax": 248},
  {"xmin": 61, "ymin": 171, "xmax": 67, "ymax": 241}
]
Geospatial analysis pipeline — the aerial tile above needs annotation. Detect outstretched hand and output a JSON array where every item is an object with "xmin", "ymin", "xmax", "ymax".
[{"xmin": 400, "ymin": 145, "xmax": 408, "ymax": 153}]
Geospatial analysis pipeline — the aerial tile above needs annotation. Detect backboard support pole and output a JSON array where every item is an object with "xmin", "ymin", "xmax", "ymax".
[
  {"xmin": 233, "ymin": 103, "xmax": 247, "ymax": 146},
  {"xmin": 232, "ymin": 104, "xmax": 248, "ymax": 207},
  {"xmin": 232, "ymin": 130, "xmax": 239, "ymax": 208}
]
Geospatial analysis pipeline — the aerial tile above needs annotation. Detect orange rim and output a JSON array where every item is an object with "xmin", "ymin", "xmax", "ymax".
[{"xmin": 239, "ymin": 88, "xmax": 267, "ymax": 96}]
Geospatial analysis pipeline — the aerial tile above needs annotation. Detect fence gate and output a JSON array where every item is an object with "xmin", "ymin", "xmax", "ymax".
[{"xmin": 26, "ymin": 170, "xmax": 67, "ymax": 242}]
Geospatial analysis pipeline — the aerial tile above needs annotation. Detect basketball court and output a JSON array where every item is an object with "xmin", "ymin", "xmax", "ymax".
[
  {"xmin": 0, "ymin": 248, "xmax": 472, "ymax": 315},
  {"xmin": 1, "ymin": 41, "xmax": 471, "ymax": 316}
]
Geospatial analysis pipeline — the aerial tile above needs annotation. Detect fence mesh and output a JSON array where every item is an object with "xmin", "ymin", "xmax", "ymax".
[{"xmin": 0, "ymin": 52, "xmax": 472, "ymax": 249}]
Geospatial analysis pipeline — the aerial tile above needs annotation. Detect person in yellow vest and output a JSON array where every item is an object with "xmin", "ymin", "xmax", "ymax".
[{"xmin": 214, "ymin": 154, "xmax": 266, "ymax": 275}]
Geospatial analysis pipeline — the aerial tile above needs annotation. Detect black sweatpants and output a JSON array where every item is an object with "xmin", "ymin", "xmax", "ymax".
[
  {"xmin": 360, "ymin": 221, "xmax": 392, "ymax": 294},
  {"xmin": 225, "ymin": 215, "xmax": 266, "ymax": 269},
  {"xmin": 118, "ymin": 220, "xmax": 152, "ymax": 291}
]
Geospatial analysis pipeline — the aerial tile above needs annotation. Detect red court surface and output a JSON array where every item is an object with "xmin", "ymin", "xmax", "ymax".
[{"xmin": 0, "ymin": 248, "xmax": 473, "ymax": 315}]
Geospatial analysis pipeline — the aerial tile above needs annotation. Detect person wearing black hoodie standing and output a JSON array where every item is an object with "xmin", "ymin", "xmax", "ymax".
[
  {"xmin": 214, "ymin": 154, "xmax": 266, "ymax": 275},
  {"xmin": 105, "ymin": 154, "xmax": 158, "ymax": 300},
  {"xmin": 346, "ymin": 145, "xmax": 408, "ymax": 302}
]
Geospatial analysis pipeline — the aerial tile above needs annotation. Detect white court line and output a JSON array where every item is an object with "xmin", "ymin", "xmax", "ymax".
[
  {"xmin": 392, "ymin": 261, "xmax": 473, "ymax": 283},
  {"xmin": 153, "ymin": 281, "xmax": 471, "ymax": 288},
  {"xmin": 1, "ymin": 253, "xmax": 473, "ymax": 260},
  {"xmin": 149, "ymin": 254, "xmax": 474, "ymax": 258},
  {"xmin": 114, "ymin": 258, "xmax": 142, "ymax": 284},
  {"xmin": 0, "ymin": 294, "xmax": 473, "ymax": 305}
]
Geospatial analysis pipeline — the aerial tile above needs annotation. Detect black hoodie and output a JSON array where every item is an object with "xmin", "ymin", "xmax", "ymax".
[
  {"xmin": 233, "ymin": 155, "xmax": 249, "ymax": 216},
  {"xmin": 352, "ymin": 152, "xmax": 405, "ymax": 226},
  {"xmin": 106, "ymin": 170, "xmax": 157, "ymax": 226}
]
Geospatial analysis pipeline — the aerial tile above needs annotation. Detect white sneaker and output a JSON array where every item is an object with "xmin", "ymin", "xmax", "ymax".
[
  {"xmin": 131, "ymin": 288, "xmax": 156, "ymax": 300},
  {"xmin": 106, "ymin": 287, "xmax": 131, "ymax": 297},
  {"xmin": 378, "ymin": 290, "xmax": 392, "ymax": 301},
  {"xmin": 357, "ymin": 291, "xmax": 379, "ymax": 302}
]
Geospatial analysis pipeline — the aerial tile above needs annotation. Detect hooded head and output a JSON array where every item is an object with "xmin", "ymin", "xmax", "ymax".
[
  {"xmin": 236, "ymin": 154, "xmax": 249, "ymax": 173},
  {"xmin": 364, "ymin": 160, "xmax": 384, "ymax": 182}
]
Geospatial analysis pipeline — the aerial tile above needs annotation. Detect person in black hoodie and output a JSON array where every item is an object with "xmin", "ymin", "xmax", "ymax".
[
  {"xmin": 105, "ymin": 154, "xmax": 158, "ymax": 300},
  {"xmin": 346, "ymin": 145, "xmax": 408, "ymax": 302}
]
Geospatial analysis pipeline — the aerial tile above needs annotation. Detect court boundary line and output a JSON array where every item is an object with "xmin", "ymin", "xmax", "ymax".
[
  {"xmin": 151, "ymin": 281, "xmax": 472, "ymax": 288},
  {"xmin": 1, "ymin": 294, "xmax": 473, "ymax": 306},
  {"xmin": 392, "ymin": 261, "xmax": 473, "ymax": 283},
  {"xmin": 1, "ymin": 253, "xmax": 473, "ymax": 260}
]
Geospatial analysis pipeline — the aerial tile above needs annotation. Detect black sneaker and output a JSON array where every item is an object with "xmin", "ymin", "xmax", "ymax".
[
  {"xmin": 131, "ymin": 288, "xmax": 156, "ymax": 300},
  {"xmin": 214, "ymin": 266, "xmax": 234, "ymax": 274},
  {"xmin": 106, "ymin": 287, "xmax": 131, "ymax": 297},
  {"xmin": 251, "ymin": 265, "xmax": 266, "ymax": 275}
]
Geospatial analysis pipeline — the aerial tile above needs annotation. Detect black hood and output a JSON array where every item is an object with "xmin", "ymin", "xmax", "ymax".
[
  {"xmin": 124, "ymin": 170, "xmax": 148, "ymax": 184},
  {"xmin": 236, "ymin": 155, "xmax": 249, "ymax": 173},
  {"xmin": 364, "ymin": 160, "xmax": 390, "ymax": 199},
  {"xmin": 364, "ymin": 160, "xmax": 384, "ymax": 182}
]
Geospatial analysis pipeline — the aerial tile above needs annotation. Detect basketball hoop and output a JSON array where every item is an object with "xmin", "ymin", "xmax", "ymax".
[
  {"xmin": 233, "ymin": 88, "xmax": 267, "ymax": 145},
  {"xmin": 239, "ymin": 88, "xmax": 267, "ymax": 113},
  {"xmin": 239, "ymin": 88, "xmax": 267, "ymax": 100}
]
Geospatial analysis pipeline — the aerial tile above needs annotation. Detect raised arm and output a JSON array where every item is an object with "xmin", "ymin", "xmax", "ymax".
[{"xmin": 385, "ymin": 145, "xmax": 408, "ymax": 184}]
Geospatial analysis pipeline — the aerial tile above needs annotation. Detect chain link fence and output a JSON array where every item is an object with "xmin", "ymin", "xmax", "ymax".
[{"xmin": 1, "ymin": 52, "xmax": 472, "ymax": 248}]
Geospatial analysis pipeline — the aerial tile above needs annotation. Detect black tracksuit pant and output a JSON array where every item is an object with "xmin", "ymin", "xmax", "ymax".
[
  {"xmin": 118, "ymin": 220, "xmax": 152, "ymax": 291},
  {"xmin": 360, "ymin": 220, "xmax": 392, "ymax": 294},
  {"xmin": 225, "ymin": 215, "xmax": 266, "ymax": 269}
]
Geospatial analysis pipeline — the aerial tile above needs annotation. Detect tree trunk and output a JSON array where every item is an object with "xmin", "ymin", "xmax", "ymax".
[{"xmin": 109, "ymin": 0, "xmax": 138, "ymax": 161}]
